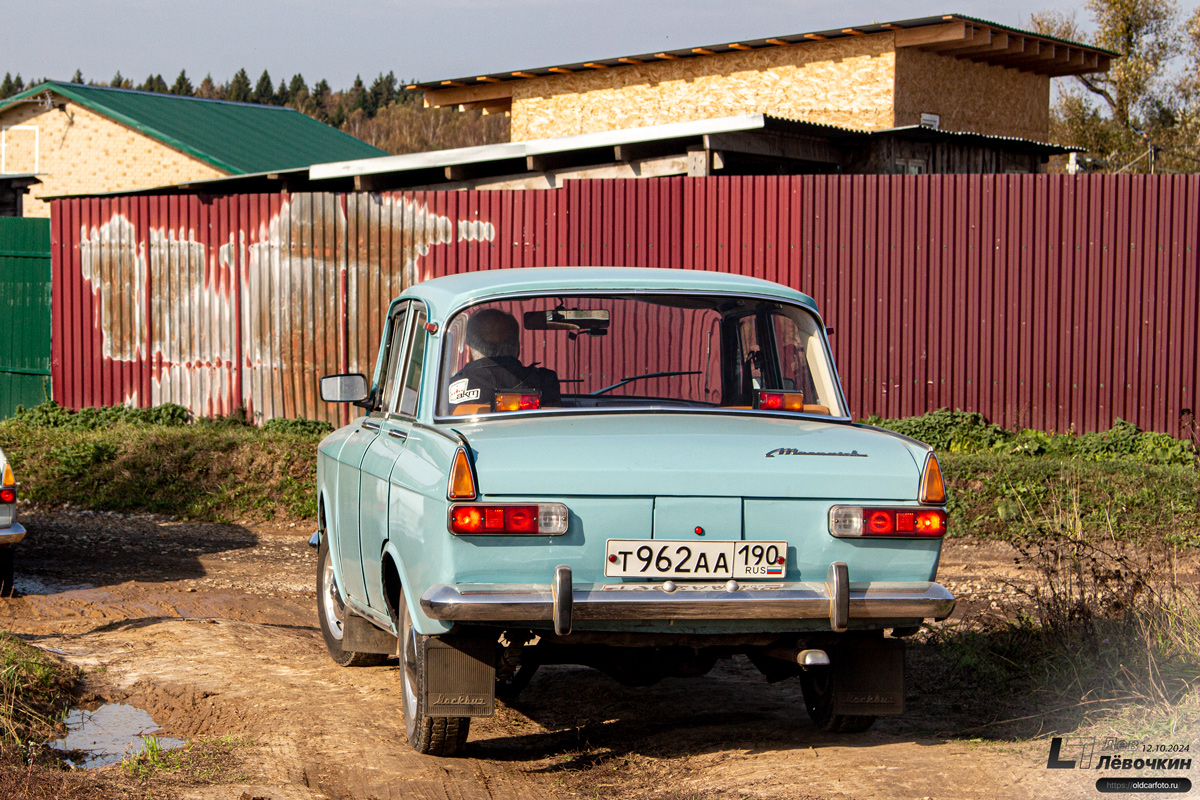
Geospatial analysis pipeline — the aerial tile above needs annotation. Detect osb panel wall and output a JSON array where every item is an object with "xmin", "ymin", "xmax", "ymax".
[
  {"xmin": 510, "ymin": 34, "xmax": 898, "ymax": 140},
  {"xmin": 1, "ymin": 101, "xmax": 225, "ymax": 217},
  {"xmin": 893, "ymin": 48, "xmax": 1050, "ymax": 142}
]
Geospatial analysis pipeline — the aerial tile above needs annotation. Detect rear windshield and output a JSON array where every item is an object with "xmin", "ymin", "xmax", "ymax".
[{"xmin": 435, "ymin": 293, "xmax": 845, "ymax": 418}]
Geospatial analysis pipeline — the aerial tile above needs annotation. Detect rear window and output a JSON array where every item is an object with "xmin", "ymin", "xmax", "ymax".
[{"xmin": 435, "ymin": 293, "xmax": 844, "ymax": 418}]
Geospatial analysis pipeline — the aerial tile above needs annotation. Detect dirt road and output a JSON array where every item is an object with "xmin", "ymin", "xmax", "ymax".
[{"xmin": 0, "ymin": 511, "xmax": 1105, "ymax": 799}]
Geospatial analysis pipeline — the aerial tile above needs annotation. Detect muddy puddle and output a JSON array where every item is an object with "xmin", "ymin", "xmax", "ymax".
[{"xmin": 49, "ymin": 703, "xmax": 184, "ymax": 768}]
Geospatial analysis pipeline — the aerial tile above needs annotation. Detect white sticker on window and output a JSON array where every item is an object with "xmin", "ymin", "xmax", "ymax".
[{"xmin": 448, "ymin": 379, "xmax": 481, "ymax": 403}]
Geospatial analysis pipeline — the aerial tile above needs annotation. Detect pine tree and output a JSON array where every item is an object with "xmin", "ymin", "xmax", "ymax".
[
  {"xmin": 226, "ymin": 68, "xmax": 251, "ymax": 102},
  {"xmin": 0, "ymin": 73, "xmax": 15, "ymax": 99},
  {"xmin": 138, "ymin": 74, "xmax": 168, "ymax": 93},
  {"xmin": 253, "ymin": 69, "xmax": 274, "ymax": 104},
  {"xmin": 70, "ymin": 69, "xmax": 84, "ymax": 84},
  {"xmin": 366, "ymin": 71, "xmax": 398, "ymax": 118},
  {"xmin": 170, "ymin": 69, "xmax": 194, "ymax": 96},
  {"xmin": 288, "ymin": 73, "xmax": 307, "ymax": 98},
  {"xmin": 347, "ymin": 74, "xmax": 366, "ymax": 112},
  {"xmin": 110, "ymin": 70, "xmax": 125, "ymax": 89},
  {"xmin": 197, "ymin": 73, "xmax": 219, "ymax": 99}
]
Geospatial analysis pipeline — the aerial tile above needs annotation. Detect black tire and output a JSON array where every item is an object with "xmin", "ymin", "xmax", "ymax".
[
  {"xmin": 799, "ymin": 667, "xmax": 877, "ymax": 734},
  {"xmin": 316, "ymin": 538, "xmax": 387, "ymax": 667},
  {"xmin": 400, "ymin": 597, "xmax": 470, "ymax": 756},
  {"xmin": 0, "ymin": 547, "xmax": 13, "ymax": 598}
]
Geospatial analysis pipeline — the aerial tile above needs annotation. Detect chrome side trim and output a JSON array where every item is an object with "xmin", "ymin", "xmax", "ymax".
[
  {"xmin": 0, "ymin": 522, "xmax": 26, "ymax": 545},
  {"xmin": 420, "ymin": 580, "xmax": 956, "ymax": 623}
]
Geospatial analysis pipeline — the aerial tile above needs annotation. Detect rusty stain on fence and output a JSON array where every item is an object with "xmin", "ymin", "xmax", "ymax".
[{"xmin": 52, "ymin": 176, "xmax": 1200, "ymax": 436}]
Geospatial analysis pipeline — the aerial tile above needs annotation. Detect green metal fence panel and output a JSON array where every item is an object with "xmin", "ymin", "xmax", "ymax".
[{"xmin": 0, "ymin": 217, "xmax": 52, "ymax": 418}]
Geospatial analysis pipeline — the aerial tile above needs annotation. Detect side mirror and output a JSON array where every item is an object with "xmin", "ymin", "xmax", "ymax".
[
  {"xmin": 825, "ymin": 326, "xmax": 835, "ymax": 337},
  {"xmin": 321, "ymin": 373, "xmax": 369, "ymax": 403}
]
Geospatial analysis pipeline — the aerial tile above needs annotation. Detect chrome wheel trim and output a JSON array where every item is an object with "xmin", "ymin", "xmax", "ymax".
[
  {"xmin": 401, "ymin": 602, "xmax": 418, "ymax": 740},
  {"xmin": 321, "ymin": 558, "xmax": 346, "ymax": 641}
]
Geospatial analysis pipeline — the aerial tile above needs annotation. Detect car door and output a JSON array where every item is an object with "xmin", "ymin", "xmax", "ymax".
[
  {"xmin": 358, "ymin": 302, "xmax": 428, "ymax": 616},
  {"xmin": 334, "ymin": 301, "xmax": 408, "ymax": 606}
]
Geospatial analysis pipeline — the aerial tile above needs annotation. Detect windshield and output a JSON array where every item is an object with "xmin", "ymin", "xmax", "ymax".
[{"xmin": 435, "ymin": 293, "xmax": 845, "ymax": 418}]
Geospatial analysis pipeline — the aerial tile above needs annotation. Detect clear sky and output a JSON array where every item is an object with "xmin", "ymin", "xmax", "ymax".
[{"xmin": 4, "ymin": 0, "xmax": 1093, "ymax": 90}]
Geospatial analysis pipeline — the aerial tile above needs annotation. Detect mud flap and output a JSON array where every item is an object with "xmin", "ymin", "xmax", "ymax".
[
  {"xmin": 343, "ymin": 611, "xmax": 398, "ymax": 655},
  {"xmin": 424, "ymin": 635, "xmax": 496, "ymax": 717},
  {"xmin": 830, "ymin": 637, "xmax": 905, "ymax": 717}
]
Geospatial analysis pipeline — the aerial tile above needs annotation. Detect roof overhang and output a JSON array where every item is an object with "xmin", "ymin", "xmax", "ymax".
[
  {"xmin": 59, "ymin": 113, "xmax": 1074, "ymax": 199},
  {"xmin": 411, "ymin": 14, "xmax": 1116, "ymax": 114},
  {"xmin": 0, "ymin": 174, "xmax": 42, "ymax": 190}
]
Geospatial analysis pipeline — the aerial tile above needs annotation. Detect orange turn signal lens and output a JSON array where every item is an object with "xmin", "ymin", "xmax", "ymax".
[
  {"xmin": 448, "ymin": 447, "xmax": 477, "ymax": 500},
  {"xmin": 1, "ymin": 462, "xmax": 12, "ymax": 487},
  {"xmin": 919, "ymin": 453, "xmax": 947, "ymax": 504}
]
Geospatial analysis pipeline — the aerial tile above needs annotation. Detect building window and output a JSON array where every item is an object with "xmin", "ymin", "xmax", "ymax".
[{"xmin": 895, "ymin": 159, "xmax": 927, "ymax": 175}]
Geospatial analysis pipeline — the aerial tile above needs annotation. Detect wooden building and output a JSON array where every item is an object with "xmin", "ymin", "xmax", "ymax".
[
  {"xmin": 410, "ymin": 15, "xmax": 1113, "ymax": 146},
  {"xmin": 0, "ymin": 82, "xmax": 387, "ymax": 217}
]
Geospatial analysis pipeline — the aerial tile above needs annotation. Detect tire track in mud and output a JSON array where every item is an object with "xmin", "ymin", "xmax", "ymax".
[
  {"xmin": 0, "ymin": 515, "xmax": 1109, "ymax": 799},
  {"xmin": 19, "ymin": 615, "xmax": 559, "ymax": 800}
]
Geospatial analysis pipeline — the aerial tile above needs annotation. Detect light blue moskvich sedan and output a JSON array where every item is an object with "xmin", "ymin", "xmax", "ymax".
[{"xmin": 314, "ymin": 267, "xmax": 954, "ymax": 756}]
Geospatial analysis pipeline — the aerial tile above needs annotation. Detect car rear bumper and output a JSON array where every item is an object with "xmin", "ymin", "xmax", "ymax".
[
  {"xmin": 0, "ymin": 523, "xmax": 25, "ymax": 546},
  {"xmin": 421, "ymin": 563, "xmax": 955, "ymax": 633}
]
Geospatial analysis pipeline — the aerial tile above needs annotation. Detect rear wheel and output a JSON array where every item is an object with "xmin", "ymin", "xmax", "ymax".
[
  {"xmin": 316, "ymin": 538, "xmax": 386, "ymax": 667},
  {"xmin": 799, "ymin": 667, "xmax": 876, "ymax": 734},
  {"xmin": 0, "ymin": 548, "xmax": 13, "ymax": 597},
  {"xmin": 400, "ymin": 597, "xmax": 470, "ymax": 755}
]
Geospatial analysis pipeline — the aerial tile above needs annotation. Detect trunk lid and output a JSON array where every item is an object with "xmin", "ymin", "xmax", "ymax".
[{"xmin": 451, "ymin": 413, "xmax": 923, "ymax": 500}]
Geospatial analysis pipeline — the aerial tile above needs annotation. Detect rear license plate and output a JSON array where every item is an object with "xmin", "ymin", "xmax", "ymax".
[{"xmin": 604, "ymin": 540, "xmax": 787, "ymax": 579}]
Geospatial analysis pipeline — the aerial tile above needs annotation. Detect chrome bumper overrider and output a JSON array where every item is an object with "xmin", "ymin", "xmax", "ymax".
[
  {"xmin": 0, "ymin": 522, "xmax": 26, "ymax": 546},
  {"xmin": 420, "ymin": 563, "xmax": 955, "ymax": 632}
]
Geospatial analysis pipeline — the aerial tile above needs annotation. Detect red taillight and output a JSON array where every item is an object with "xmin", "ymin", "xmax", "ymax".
[
  {"xmin": 860, "ymin": 508, "xmax": 945, "ymax": 537},
  {"xmin": 493, "ymin": 392, "xmax": 541, "ymax": 412},
  {"xmin": 449, "ymin": 503, "xmax": 568, "ymax": 535},
  {"xmin": 866, "ymin": 510, "xmax": 892, "ymax": 534},
  {"xmin": 754, "ymin": 391, "xmax": 804, "ymax": 411},
  {"xmin": 914, "ymin": 510, "xmax": 946, "ymax": 536},
  {"xmin": 830, "ymin": 506, "xmax": 947, "ymax": 538},
  {"xmin": 0, "ymin": 488, "xmax": 13, "ymax": 504}
]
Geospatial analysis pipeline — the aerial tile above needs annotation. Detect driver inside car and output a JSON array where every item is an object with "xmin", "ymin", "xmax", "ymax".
[{"xmin": 448, "ymin": 308, "xmax": 562, "ymax": 411}]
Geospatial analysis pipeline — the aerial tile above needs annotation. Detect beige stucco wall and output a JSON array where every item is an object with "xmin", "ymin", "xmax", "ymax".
[
  {"xmin": 510, "ymin": 33, "xmax": 899, "ymax": 141},
  {"xmin": 0, "ymin": 96, "xmax": 225, "ymax": 217},
  {"xmin": 894, "ymin": 48, "xmax": 1051, "ymax": 141}
]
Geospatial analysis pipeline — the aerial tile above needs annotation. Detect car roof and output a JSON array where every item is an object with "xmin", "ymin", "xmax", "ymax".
[{"xmin": 400, "ymin": 267, "xmax": 818, "ymax": 318}]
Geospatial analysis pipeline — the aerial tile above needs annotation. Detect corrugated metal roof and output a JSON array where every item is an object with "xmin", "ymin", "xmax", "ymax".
[
  {"xmin": 47, "ymin": 114, "xmax": 1077, "ymax": 199},
  {"xmin": 409, "ymin": 13, "xmax": 1118, "ymax": 90},
  {"xmin": 0, "ymin": 82, "xmax": 387, "ymax": 175}
]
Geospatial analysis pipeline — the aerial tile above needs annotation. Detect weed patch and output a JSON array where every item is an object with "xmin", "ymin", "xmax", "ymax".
[{"xmin": 0, "ymin": 412, "xmax": 325, "ymax": 522}]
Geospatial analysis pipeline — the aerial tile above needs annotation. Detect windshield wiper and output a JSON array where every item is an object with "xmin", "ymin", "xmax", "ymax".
[{"xmin": 590, "ymin": 371, "xmax": 702, "ymax": 396}]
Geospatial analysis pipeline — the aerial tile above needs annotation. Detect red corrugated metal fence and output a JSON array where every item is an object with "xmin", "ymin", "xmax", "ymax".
[{"xmin": 49, "ymin": 175, "xmax": 1200, "ymax": 435}]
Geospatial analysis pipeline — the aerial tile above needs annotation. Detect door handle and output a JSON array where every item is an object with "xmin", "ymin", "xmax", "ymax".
[
  {"xmin": 388, "ymin": 429, "xmax": 408, "ymax": 441},
  {"xmin": 362, "ymin": 420, "xmax": 381, "ymax": 431}
]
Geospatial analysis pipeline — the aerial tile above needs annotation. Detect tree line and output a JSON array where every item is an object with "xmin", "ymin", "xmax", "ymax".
[
  {"xmin": 0, "ymin": 68, "xmax": 507, "ymax": 156},
  {"xmin": 1034, "ymin": 0, "xmax": 1200, "ymax": 173}
]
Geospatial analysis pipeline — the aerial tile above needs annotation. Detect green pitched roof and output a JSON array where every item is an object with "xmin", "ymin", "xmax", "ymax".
[{"xmin": 0, "ymin": 81, "xmax": 387, "ymax": 174}]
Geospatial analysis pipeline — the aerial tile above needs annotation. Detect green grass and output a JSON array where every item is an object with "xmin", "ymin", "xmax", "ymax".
[
  {"xmin": 0, "ymin": 632, "xmax": 76, "ymax": 747},
  {"xmin": 942, "ymin": 453, "xmax": 1200, "ymax": 548},
  {"xmin": 122, "ymin": 734, "xmax": 253, "ymax": 782},
  {"xmin": 0, "ymin": 412, "xmax": 327, "ymax": 522}
]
